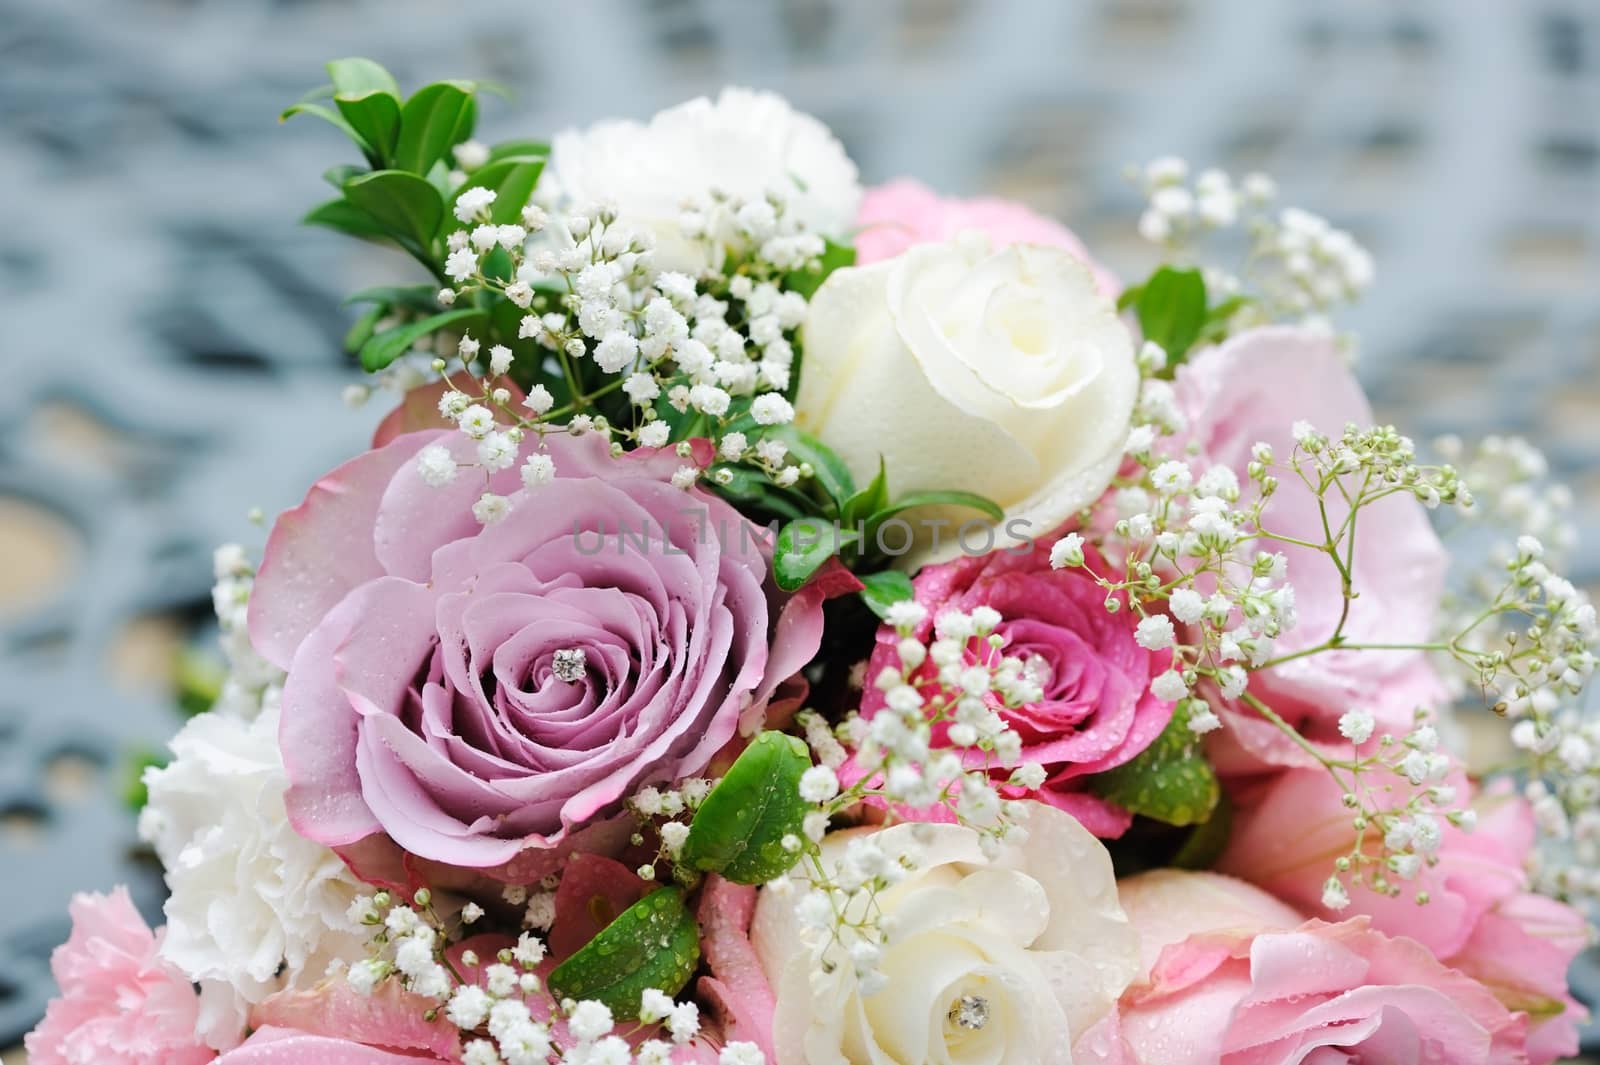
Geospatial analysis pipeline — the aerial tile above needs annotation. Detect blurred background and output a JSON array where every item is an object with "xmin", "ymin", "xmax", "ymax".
[{"xmin": 2, "ymin": 0, "xmax": 1599, "ymax": 1057}]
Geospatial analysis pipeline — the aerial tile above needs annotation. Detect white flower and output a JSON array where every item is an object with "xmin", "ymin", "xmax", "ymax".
[
  {"xmin": 140, "ymin": 708, "xmax": 369, "ymax": 1048},
  {"xmin": 416, "ymin": 444, "xmax": 458, "ymax": 487},
  {"xmin": 749, "ymin": 393, "xmax": 795, "ymax": 426},
  {"xmin": 751, "ymin": 806, "xmax": 1136, "ymax": 1064},
  {"xmin": 796, "ymin": 236, "xmax": 1136, "ymax": 565},
  {"xmin": 637, "ymin": 422, "xmax": 671, "ymax": 448},
  {"xmin": 547, "ymin": 88, "xmax": 860, "ymax": 271},
  {"xmin": 1134, "ymin": 614, "xmax": 1176, "ymax": 651}
]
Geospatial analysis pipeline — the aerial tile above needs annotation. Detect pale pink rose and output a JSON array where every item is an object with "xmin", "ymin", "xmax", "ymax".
[
  {"xmin": 1172, "ymin": 327, "xmax": 1451, "ymax": 772},
  {"xmin": 1098, "ymin": 870, "xmax": 1530, "ymax": 1065},
  {"xmin": 251, "ymin": 428, "xmax": 834, "ymax": 873},
  {"xmin": 855, "ymin": 178, "xmax": 1120, "ymax": 297},
  {"xmin": 214, "ymin": 1026, "xmax": 450, "ymax": 1064},
  {"xmin": 1219, "ymin": 768, "xmax": 1589, "ymax": 1060},
  {"xmin": 25, "ymin": 887, "xmax": 216, "ymax": 1065}
]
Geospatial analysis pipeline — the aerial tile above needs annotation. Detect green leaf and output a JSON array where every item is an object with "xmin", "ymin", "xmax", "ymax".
[
  {"xmin": 343, "ymin": 304, "xmax": 386, "ymax": 356},
  {"xmin": 773, "ymin": 518, "xmax": 856, "ymax": 593},
  {"xmin": 870, "ymin": 490, "xmax": 1004, "ymax": 524},
  {"xmin": 342, "ymin": 170, "xmax": 443, "ymax": 248},
  {"xmin": 357, "ymin": 308, "xmax": 485, "ymax": 372},
  {"xmin": 1090, "ymin": 702, "xmax": 1220, "ymax": 826},
  {"xmin": 1171, "ymin": 793, "xmax": 1233, "ymax": 870},
  {"xmin": 394, "ymin": 81, "xmax": 476, "ymax": 175},
  {"xmin": 546, "ymin": 888, "xmax": 700, "ymax": 1017},
  {"xmin": 784, "ymin": 237, "xmax": 856, "ymax": 300},
  {"xmin": 681, "ymin": 731, "xmax": 813, "ymax": 883},
  {"xmin": 487, "ymin": 138, "xmax": 551, "ymax": 163},
  {"xmin": 1115, "ymin": 283, "xmax": 1144, "ymax": 313},
  {"xmin": 280, "ymin": 101, "xmax": 367, "ymax": 149},
  {"xmin": 858, "ymin": 570, "xmax": 915, "ymax": 620},
  {"xmin": 302, "ymin": 198, "xmax": 390, "ymax": 241},
  {"xmin": 322, "ymin": 164, "xmax": 366, "ymax": 189},
  {"xmin": 767, "ymin": 425, "xmax": 855, "ymax": 508},
  {"xmin": 446, "ymin": 154, "xmax": 546, "ymax": 231},
  {"xmin": 325, "ymin": 57, "xmax": 399, "ymax": 99},
  {"xmin": 123, "ymin": 749, "xmax": 168, "ymax": 812},
  {"xmin": 841, "ymin": 458, "xmax": 889, "ymax": 525},
  {"xmin": 344, "ymin": 284, "xmax": 441, "ymax": 311},
  {"xmin": 1135, "ymin": 267, "xmax": 1207, "ymax": 365},
  {"xmin": 711, "ymin": 467, "xmax": 811, "ymax": 522},
  {"xmin": 335, "ymin": 91, "xmax": 401, "ymax": 165}
]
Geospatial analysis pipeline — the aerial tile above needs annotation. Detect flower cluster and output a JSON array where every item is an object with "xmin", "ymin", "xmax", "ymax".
[{"xmin": 27, "ymin": 68, "xmax": 1597, "ymax": 1065}]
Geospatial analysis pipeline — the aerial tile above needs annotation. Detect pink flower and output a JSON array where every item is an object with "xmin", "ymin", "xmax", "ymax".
[
  {"xmin": 25, "ymin": 887, "xmax": 216, "ymax": 1065},
  {"xmin": 1218, "ymin": 768, "xmax": 1589, "ymax": 1061},
  {"xmin": 855, "ymin": 178, "xmax": 1120, "ymax": 297},
  {"xmin": 1102, "ymin": 870, "xmax": 1530, "ymax": 1065},
  {"xmin": 1172, "ymin": 327, "xmax": 1451, "ymax": 772},
  {"xmin": 859, "ymin": 539, "xmax": 1174, "ymax": 837},
  {"xmin": 251, "ymin": 428, "xmax": 832, "ymax": 873},
  {"xmin": 215, "ymin": 1027, "xmax": 449, "ymax": 1064}
]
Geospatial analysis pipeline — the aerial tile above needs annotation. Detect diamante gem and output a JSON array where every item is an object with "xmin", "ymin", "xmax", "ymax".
[
  {"xmin": 552, "ymin": 648, "xmax": 587, "ymax": 682},
  {"xmin": 949, "ymin": 994, "xmax": 990, "ymax": 1031}
]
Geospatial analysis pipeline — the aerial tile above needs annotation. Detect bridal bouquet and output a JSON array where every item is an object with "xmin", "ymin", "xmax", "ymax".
[{"xmin": 30, "ymin": 60, "xmax": 1599, "ymax": 1065}]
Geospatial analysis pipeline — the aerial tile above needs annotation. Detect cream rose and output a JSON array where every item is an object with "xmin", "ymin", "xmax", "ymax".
[
  {"xmin": 750, "ymin": 805, "xmax": 1138, "ymax": 1065},
  {"xmin": 795, "ymin": 235, "xmax": 1137, "ymax": 564}
]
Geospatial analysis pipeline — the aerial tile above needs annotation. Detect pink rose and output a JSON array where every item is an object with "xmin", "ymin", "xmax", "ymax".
[
  {"xmin": 251, "ymin": 428, "xmax": 829, "ymax": 872},
  {"xmin": 25, "ymin": 887, "xmax": 216, "ymax": 1065},
  {"xmin": 1173, "ymin": 327, "xmax": 1451, "ymax": 772},
  {"xmin": 1219, "ymin": 768, "xmax": 1589, "ymax": 1061},
  {"xmin": 1102, "ymin": 871, "xmax": 1529, "ymax": 1064},
  {"xmin": 859, "ymin": 539, "xmax": 1174, "ymax": 837},
  {"xmin": 855, "ymin": 178, "xmax": 1120, "ymax": 297},
  {"xmin": 214, "ymin": 1027, "xmax": 449, "ymax": 1064}
]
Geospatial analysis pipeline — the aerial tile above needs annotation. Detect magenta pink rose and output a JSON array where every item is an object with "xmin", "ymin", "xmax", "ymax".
[
  {"xmin": 859, "ymin": 539, "xmax": 1174, "ymax": 837},
  {"xmin": 1172, "ymin": 327, "xmax": 1451, "ymax": 772},
  {"xmin": 855, "ymin": 178, "xmax": 1120, "ymax": 297},
  {"xmin": 1095, "ymin": 871, "xmax": 1530, "ymax": 1065},
  {"xmin": 1219, "ymin": 768, "xmax": 1589, "ymax": 1061},
  {"xmin": 25, "ymin": 887, "xmax": 216, "ymax": 1065},
  {"xmin": 251, "ymin": 428, "xmax": 828, "ymax": 872}
]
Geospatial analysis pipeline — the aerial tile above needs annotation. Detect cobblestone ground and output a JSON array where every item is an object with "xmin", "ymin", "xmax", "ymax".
[{"xmin": 2, "ymin": 0, "xmax": 1598, "ymax": 1054}]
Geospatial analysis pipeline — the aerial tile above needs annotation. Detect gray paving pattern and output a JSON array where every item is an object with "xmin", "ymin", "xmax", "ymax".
[{"xmin": 1, "ymin": 0, "xmax": 1597, "ymax": 1050}]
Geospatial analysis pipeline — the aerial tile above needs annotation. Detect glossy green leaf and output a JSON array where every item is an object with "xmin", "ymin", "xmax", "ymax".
[
  {"xmin": 325, "ymin": 57, "xmax": 399, "ymax": 99},
  {"xmin": 858, "ymin": 570, "xmax": 915, "ymax": 620},
  {"xmin": 123, "ymin": 749, "xmax": 167, "ymax": 812},
  {"xmin": 546, "ymin": 888, "xmax": 700, "ymax": 1016},
  {"xmin": 773, "ymin": 518, "xmax": 856, "ymax": 592},
  {"xmin": 394, "ymin": 82, "xmax": 476, "ymax": 175},
  {"xmin": 446, "ymin": 154, "xmax": 546, "ymax": 231},
  {"xmin": 870, "ymin": 489, "xmax": 1004, "ymax": 523},
  {"xmin": 343, "ymin": 304, "xmax": 385, "ymax": 356},
  {"xmin": 710, "ymin": 467, "xmax": 810, "ymax": 522},
  {"xmin": 322, "ymin": 164, "xmax": 366, "ymax": 189},
  {"xmin": 1171, "ymin": 793, "xmax": 1233, "ymax": 870},
  {"xmin": 1090, "ymin": 702, "xmax": 1220, "ymax": 826},
  {"xmin": 767, "ymin": 425, "xmax": 855, "ymax": 508},
  {"xmin": 1135, "ymin": 266, "xmax": 1207, "ymax": 365},
  {"xmin": 344, "ymin": 284, "xmax": 441, "ymax": 311},
  {"xmin": 343, "ymin": 170, "xmax": 443, "ymax": 248},
  {"xmin": 280, "ymin": 101, "xmax": 366, "ymax": 149},
  {"xmin": 357, "ymin": 308, "xmax": 485, "ymax": 372},
  {"xmin": 488, "ymin": 138, "xmax": 551, "ymax": 163},
  {"xmin": 841, "ymin": 458, "xmax": 889, "ymax": 525},
  {"xmin": 335, "ymin": 91, "xmax": 401, "ymax": 165},
  {"xmin": 681, "ymin": 731, "xmax": 813, "ymax": 883},
  {"xmin": 302, "ymin": 198, "xmax": 389, "ymax": 241}
]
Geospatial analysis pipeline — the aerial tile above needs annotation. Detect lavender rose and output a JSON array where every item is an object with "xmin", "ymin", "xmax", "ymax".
[{"xmin": 249, "ymin": 429, "xmax": 827, "ymax": 871}]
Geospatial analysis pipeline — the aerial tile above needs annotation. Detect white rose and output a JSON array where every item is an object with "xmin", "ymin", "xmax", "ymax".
[
  {"xmin": 751, "ymin": 805, "xmax": 1137, "ymax": 1065},
  {"xmin": 548, "ymin": 87, "xmax": 860, "ymax": 271},
  {"xmin": 139, "ymin": 706, "xmax": 369, "ymax": 1048},
  {"xmin": 795, "ymin": 235, "xmax": 1137, "ymax": 564}
]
